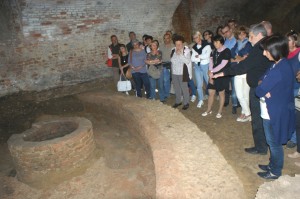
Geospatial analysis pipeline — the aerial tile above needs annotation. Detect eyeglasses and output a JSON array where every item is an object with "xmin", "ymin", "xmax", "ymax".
[{"xmin": 222, "ymin": 30, "xmax": 229, "ymax": 34}]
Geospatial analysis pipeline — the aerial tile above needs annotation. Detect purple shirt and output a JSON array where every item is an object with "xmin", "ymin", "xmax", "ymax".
[{"xmin": 128, "ymin": 50, "xmax": 147, "ymax": 73}]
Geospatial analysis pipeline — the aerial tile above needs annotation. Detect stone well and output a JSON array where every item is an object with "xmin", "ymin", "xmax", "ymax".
[{"xmin": 7, "ymin": 117, "xmax": 95, "ymax": 186}]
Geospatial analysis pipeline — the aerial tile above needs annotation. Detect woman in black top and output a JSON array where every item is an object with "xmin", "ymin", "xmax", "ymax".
[
  {"xmin": 118, "ymin": 44, "xmax": 129, "ymax": 76},
  {"xmin": 202, "ymin": 35, "xmax": 231, "ymax": 118},
  {"xmin": 118, "ymin": 44, "xmax": 134, "ymax": 94}
]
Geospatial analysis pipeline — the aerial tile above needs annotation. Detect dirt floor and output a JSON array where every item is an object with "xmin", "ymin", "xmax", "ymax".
[{"xmin": 0, "ymin": 82, "xmax": 299, "ymax": 199}]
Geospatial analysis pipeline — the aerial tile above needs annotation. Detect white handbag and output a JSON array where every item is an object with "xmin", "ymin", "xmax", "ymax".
[{"xmin": 117, "ymin": 75, "xmax": 132, "ymax": 92}]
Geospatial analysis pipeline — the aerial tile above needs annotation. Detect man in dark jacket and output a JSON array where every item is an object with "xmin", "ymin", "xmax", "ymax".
[{"xmin": 213, "ymin": 23, "xmax": 272, "ymax": 155}]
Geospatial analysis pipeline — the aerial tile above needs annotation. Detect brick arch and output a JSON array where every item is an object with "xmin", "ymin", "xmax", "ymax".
[{"xmin": 172, "ymin": 0, "xmax": 192, "ymax": 43}]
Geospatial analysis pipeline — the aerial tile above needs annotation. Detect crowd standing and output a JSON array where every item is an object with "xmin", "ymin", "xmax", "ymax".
[{"xmin": 106, "ymin": 19, "xmax": 300, "ymax": 179}]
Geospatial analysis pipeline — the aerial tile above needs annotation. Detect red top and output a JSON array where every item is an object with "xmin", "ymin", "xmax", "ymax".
[{"xmin": 288, "ymin": 47, "xmax": 300, "ymax": 59}]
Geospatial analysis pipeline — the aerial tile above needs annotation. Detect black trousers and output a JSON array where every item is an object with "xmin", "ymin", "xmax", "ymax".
[{"xmin": 249, "ymin": 87, "xmax": 268, "ymax": 153}]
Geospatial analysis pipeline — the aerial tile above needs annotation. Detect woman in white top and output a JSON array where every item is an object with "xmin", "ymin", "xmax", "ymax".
[{"xmin": 191, "ymin": 31, "xmax": 212, "ymax": 108}]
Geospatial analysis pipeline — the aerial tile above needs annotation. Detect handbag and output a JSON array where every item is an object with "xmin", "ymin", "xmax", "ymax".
[
  {"xmin": 125, "ymin": 67, "xmax": 132, "ymax": 79},
  {"xmin": 106, "ymin": 46, "xmax": 113, "ymax": 67},
  {"xmin": 106, "ymin": 58, "xmax": 112, "ymax": 67},
  {"xmin": 182, "ymin": 64, "xmax": 189, "ymax": 82},
  {"xmin": 117, "ymin": 75, "xmax": 132, "ymax": 92},
  {"xmin": 148, "ymin": 65, "xmax": 161, "ymax": 79}
]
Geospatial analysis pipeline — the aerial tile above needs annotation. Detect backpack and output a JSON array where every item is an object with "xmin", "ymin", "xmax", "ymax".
[{"xmin": 170, "ymin": 46, "xmax": 190, "ymax": 82}]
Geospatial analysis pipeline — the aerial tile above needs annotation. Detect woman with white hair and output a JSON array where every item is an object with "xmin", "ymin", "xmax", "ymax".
[{"xmin": 191, "ymin": 31, "xmax": 212, "ymax": 108}]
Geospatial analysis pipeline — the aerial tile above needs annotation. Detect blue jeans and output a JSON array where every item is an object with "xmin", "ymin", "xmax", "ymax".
[
  {"xmin": 263, "ymin": 119, "xmax": 283, "ymax": 176},
  {"xmin": 132, "ymin": 72, "xmax": 150, "ymax": 98},
  {"xmin": 158, "ymin": 67, "xmax": 171, "ymax": 101},
  {"xmin": 149, "ymin": 76, "xmax": 157, "ymax": 99},
  {"xmin": 231, "ymin": 77, "xmax": 238, "ymax": 107},
  {"xmin": 194, "ymin": 63, "xmax": 209, "ymax": 101},
  {"xmin": 290, "ymin": 131, "xmax": 297, "ymax": 143},
  {"xmin": 188, "ymin": 79, "xmax": 197, "ymax": 96}
]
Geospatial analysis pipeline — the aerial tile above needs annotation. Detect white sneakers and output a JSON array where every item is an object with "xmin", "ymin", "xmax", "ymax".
[
  {"xmin": 197, "ymin": 100, "xmax": 204, "ymax": 108},
  {"xmin": 237, "ymin": 115, "xmax": 251, "ymax": 122},
  {"xmin": 288, "ymin": 152, "xmax": 300, "ymax": 159},
  {"xmin": 191, "ymin": 95, "xmax": 197, "ymax": 102},
  {"xmin": 288, "ymin": 152, "xmax": 300, "ymax": 167}
]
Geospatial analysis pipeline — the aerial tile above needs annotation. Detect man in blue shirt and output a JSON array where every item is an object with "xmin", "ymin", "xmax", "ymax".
[{"xmin": 222, "ymin": 25, "xmax": 238, "ymax": 114}]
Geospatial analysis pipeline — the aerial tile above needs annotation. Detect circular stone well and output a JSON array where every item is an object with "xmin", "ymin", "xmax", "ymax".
[{"xmin": 7, "ymin": 117, "xmax": 95, "ymax": 187}]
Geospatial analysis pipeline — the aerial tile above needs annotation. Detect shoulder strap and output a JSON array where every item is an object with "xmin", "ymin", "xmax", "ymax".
[
  {"xmin": 130, "ymin": 50, "xmax": 133, "ymax": 63},
  {"xmin": 171, "ymin": 47, "xmax": 190, "ymax": 58},
  {"xmin": 170, "ymin": 49, "xmax": 175, "ymax": 58}
]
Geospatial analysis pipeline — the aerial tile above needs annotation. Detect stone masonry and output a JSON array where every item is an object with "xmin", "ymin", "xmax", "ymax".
[
  {"xmin": 7, "ymin": 117, "xmax": 95, "ymax": 187},
  {"xmin": 0, "ymin": 0, "xmax": 299, "ymax": 98},
  {"xmin": 0, "ymin": 0, "xmax": 180, "ymax": 97}
]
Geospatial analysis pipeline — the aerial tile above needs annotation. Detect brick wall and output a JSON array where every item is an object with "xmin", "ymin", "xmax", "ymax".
[
  {"xmin": 188, "ymin": 0, "xmax": 242, "ymax": 35},
  {"xmin": 0, "ymin": 0, "xmax": 180, "ymax": 97},
  {"xmin": 172, "ymin": 0, "xmax": 192, "ymax": 43},
  {"xmin": 188, "ymin": 0, "xmax": 300, "ymax": 36},
  {"xmin": 1, "ymin": 0, "xmax": 298, "ymax": 98}
]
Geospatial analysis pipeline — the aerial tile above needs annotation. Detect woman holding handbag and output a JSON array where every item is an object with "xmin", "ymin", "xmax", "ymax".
[{"xmin": 118, "ymin": 44, "xmax": 134, "ymax": 95}]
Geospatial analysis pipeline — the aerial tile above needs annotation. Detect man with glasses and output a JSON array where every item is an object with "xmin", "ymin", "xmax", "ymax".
[
  {"xmin": 222, "ymin": 25, "xmax": 238, "ymax": 114},
  {"xmin": 214, "ymin": 23, "xmax": 272, "ymax": 155}
]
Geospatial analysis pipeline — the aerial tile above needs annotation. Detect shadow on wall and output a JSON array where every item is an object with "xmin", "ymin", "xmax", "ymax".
[
  {"xmin": 171, "ymin": 0, "xmax": 299, "ymax": 42},
  {"xmin": 239, "ymin": 0, "xmax": 300, "ymax": 33},
  {"xmin": 172, "ymin": 0, "xmax": 192, "ymax": 43},
  {"xmin": 0, "ymin": 0, "xmax": 22, "ymax": 42}
]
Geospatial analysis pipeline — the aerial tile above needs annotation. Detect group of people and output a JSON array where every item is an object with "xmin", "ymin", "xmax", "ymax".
[{"xmin": 107, "ymin": 19, "xmax": 300, "ymax": 180}]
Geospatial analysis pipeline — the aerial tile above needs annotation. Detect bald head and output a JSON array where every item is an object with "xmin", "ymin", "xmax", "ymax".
[{"xmin": 261, "ymin": 21, "xmax": 273, "ymax": 36}]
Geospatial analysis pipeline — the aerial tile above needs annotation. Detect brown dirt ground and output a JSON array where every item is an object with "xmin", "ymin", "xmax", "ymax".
[{"xmin": 0, "ymin": 82, "xmax": 299, "ymax": 199}]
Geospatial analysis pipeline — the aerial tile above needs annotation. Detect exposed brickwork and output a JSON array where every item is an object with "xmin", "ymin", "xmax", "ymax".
[
  {"xmin": 188, "ymin": 0, "xmax": 242, "ymax": 34},
  {"xmin": 7, "ymin": 117, "xmax": 95, "ymax": 187},
  {"xmin": 0, "ymin": 0, "xmax": 299, "ymax": 98},
  {"xmin": 172, "ymin": 0, "xmax": 192, "ymax": 43},
  {"xmin": 0, "ymin": 0, "xmax": 180, "ymax": 97}
]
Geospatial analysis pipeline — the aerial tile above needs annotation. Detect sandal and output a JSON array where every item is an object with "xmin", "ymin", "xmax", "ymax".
[
  {"xmin": 202, "ymin": 111, "xmax": 212, "ymax": 116},
  {"xmin": 216, "ymin": 113, "xmax": 222, "ymax": 118}
]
